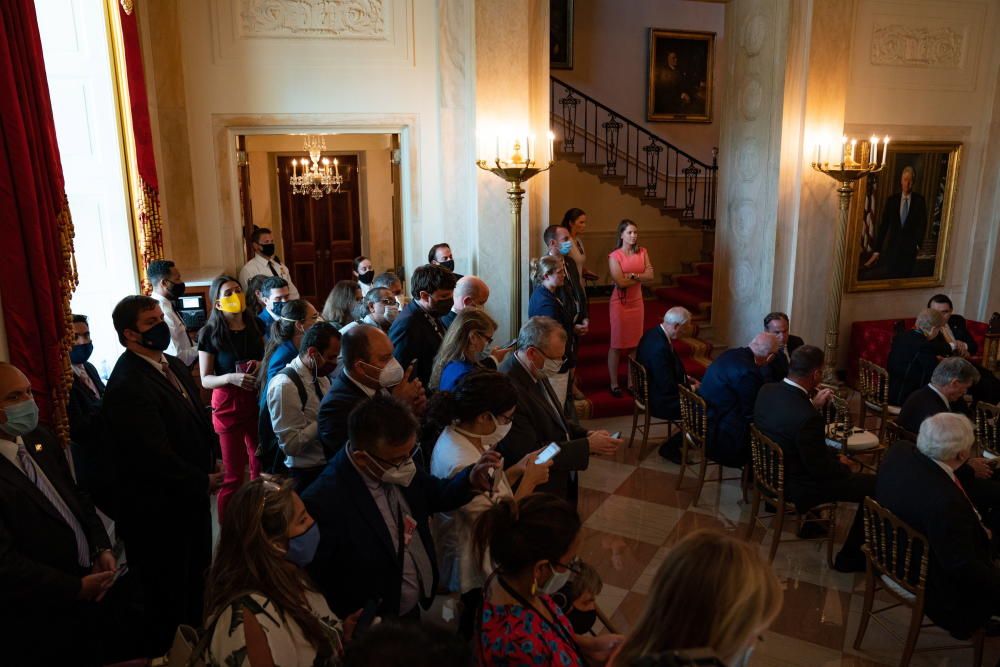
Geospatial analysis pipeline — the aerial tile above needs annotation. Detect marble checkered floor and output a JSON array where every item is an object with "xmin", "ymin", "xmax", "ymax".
[{"xmin": 577, "ymin": 413, "xmax": 1000, "ymax": 667}]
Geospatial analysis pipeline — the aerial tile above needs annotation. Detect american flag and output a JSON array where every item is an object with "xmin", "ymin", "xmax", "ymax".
[{"xmin": 861, "ymin": 174, "xmax": 878, "ymax": 253}]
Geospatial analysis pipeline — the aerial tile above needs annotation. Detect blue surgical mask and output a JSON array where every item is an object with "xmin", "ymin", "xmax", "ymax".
[
  {"xmin": 285, "ymin": 522, "xmax": 320, "ymax": 567},
  {"xmin": 1, "ymin": 399, "xmax": 39, "ymax": 437},
  {"xmin": 70, "ymin": 342, "xmax": 94, "ymax": 365},
  {"xmin": 558, "ymin": 240, "xmax": 573, "ymax": 256}
]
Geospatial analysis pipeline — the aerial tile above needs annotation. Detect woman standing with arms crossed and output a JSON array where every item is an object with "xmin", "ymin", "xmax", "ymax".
[
  {"xmin": 199, "ymin": 275, "xmax": 265, "ymax": 520},
  {"xmin": 607, "ymin": 220, "xmax": 654, "ymax": 397}
]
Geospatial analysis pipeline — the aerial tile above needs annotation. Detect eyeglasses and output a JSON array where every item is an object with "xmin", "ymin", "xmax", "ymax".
[
  {"xmin": 494, "ymin": 413, "xmax": 513, "ymax": 425},
  {"xmin": 379, "ymin": 298, "xmax": 397, "ymax": 306},
  {"xmin": 475, "ymin": 331, "xmax": 494, "ymax": 345},
  {"xmin": 551, "ymin": 557, "xmax": 582, "ymax": 574},
  {"xmin": 368, "ymin": 443, "xmax": 421, "ymax": 469}
]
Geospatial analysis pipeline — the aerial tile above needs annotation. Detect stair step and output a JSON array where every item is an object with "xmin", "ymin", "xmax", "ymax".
[
  {"xmin": 654, "ymin": 286, "xmax": 711, "ymax": 314},
  {"xmin": 675, "ymin": 273, "xmax": 713, "ymax": 297},
  {"xmin": 601, "ymin": 174, "xmax": 627, "ymax": 185}
]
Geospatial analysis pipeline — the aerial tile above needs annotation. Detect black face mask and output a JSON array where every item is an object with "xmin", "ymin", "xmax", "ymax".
[
  {"xmin": 565, "ymin": 607, "xmax": 597, "ymax": 635},
  {"xmin": 132, "ymin": 321, "xmax": 171, "ymax": 352},
  {"xmin": 432, "ymin": 297, "xmax": 454, "ymax": 317},
  {"xmin": 260, "ymin": 243, "xmax": 276, "ymax": 257},
  {"xmin": 271, "ymin": 301, "xmax": 286, "ymax": 317},
  {"xmin": 70, "ymin": 342, "xmax": 94, "ymax": 365},
  {"xmin": 439, "ymin": 259, "xmax": 455, "ymax": 272},
  {"xmin": 167, "ymin": 280, "xmax": 186, "ymax": 300},
  {"xmin": 357, "ymin": 270, "xmax": 374, "ymax": 285}
]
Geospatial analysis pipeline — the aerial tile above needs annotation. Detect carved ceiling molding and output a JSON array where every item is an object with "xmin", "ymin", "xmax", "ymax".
[
  {"xmin": 870, "ymin": 24, "xmax": 964, "ymax": 68},
  {"xmin": 239, "ymin": 0, "xmax": 387, "ymax": 39}
]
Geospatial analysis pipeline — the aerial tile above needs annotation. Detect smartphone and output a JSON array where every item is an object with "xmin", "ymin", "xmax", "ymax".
[
  {"xmin": 355, "ymin": 598, "xmax": 381, "ymax": 637},
  {"xmin": 610, "ymin": 431, "xmax": 622, "ymax": 440},
  {"xmin": 535, "ymin": 442, "xmax": 561, "ymax": 465},
  {"xmin": 501, "ymin": 338, "xmax": 518, "ymax": 350},
  {"xmin": 110, "ymin": 562, "xmax": 128, "ymax": 585}
]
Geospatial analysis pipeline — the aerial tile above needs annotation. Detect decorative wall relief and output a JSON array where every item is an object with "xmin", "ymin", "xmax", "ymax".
[
  {"xmin": 870, "ymin": 24, "xmax": 964, "ymax": 68},
  {"xmin": 240, "ymin": 0, "xmax": 387, "ymax": 39}
]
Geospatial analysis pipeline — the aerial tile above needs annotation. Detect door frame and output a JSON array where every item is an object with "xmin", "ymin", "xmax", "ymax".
[{"xmin": 211, "ymin": 114, "xmax": 419, "ymax": 285}]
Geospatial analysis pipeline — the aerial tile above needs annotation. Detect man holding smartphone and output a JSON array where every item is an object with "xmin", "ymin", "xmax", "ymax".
[{"xmin": 497, "ymin": 316, "xmax": 621, "ymax": 505}]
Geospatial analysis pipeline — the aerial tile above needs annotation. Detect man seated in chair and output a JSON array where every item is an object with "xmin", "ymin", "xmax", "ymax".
[
  {"xmin": 928, "ymin": 293, "xmax": 1000, "ymax": 404},
  {"xmin": 886, "ymin": 308, "xmax": 950, "ymax": 407},
  {"xmin": 754, "ymin": 345, "xmax": 876, "ymax": 572},
  {"xmin": 875, "ymin": 413, "xmax": 1000, "ymax": 639},
  {"xmin": 761, "ymin": 311, "xmax": 805, "ymax": 383},
  {"xmin": 697, "ymin": 332, "xmax": 778, "ymax": 467}
]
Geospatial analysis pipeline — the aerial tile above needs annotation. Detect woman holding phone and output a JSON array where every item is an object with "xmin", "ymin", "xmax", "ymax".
[{"xmin": 199, "ymin": 274, "xmax": 265, "ymax": 520}]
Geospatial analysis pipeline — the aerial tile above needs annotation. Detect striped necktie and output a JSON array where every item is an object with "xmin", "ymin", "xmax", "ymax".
[{"xmin": 16, "ymin": 443, "xmax": 91, "ymax": 567}]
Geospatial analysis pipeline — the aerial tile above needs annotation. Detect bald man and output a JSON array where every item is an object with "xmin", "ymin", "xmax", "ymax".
[
  {"xmin": 698, "ymin": 332, "xmax": 779, "ymax": 467},
  {"xmin": 441, "ymin": 275, "xmax": 490, "ymax": 329},
  {"xmin": 0, "ymin": 362, "xmax": 115, "ymax": 665}
]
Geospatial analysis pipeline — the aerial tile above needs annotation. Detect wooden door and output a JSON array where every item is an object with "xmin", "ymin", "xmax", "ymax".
[{"xmin": 276, "ymin": 154, "xmax": 362, "ymax": 308}]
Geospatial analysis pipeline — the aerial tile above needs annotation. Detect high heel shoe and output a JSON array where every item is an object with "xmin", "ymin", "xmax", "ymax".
[{"xmin": 609, "ymin": 386, "xmax": 623, "ymax": 398}]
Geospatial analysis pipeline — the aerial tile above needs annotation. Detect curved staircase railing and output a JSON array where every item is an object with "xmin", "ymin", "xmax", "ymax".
[{"xmin": 551, "ymin": 76, "xmax": 718, "ymax": 226}]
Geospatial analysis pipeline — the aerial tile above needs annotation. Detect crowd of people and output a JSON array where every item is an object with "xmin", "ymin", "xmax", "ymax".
[{"xmin": 3, "ymin": 212, "xmax": 999, "ymax": 666}]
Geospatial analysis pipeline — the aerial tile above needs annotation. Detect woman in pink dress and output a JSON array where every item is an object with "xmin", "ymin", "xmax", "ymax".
[{"xmin": 607, "ymin": 220, "xmax": 654, "ymax": 396}]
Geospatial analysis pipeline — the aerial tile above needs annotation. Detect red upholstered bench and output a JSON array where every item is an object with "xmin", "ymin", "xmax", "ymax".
[{"xmin": 847, "ymin": 318, "xmax": 987, "ymax": 387}]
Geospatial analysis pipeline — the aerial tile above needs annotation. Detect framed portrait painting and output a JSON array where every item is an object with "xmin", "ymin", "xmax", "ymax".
[
  {"xmin": 646, "ymin": 29, "xmax": 714, "ymax": 123},
  {"xmin": 550, "ymin": 0, "xmax": 573, "ymax": 70},
  {"xmin": 845, "ymin": 141, "xmax": 961, "ymax": 292}
]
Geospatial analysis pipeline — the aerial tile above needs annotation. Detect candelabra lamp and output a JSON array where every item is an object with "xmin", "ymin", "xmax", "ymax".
[
  {"xmin": 811, "ymin": 135, "xmax": 888, "ymax": 383},
  {"xmin": 476, "ymin": 132, "xmax": 554, "ymax": 334}
]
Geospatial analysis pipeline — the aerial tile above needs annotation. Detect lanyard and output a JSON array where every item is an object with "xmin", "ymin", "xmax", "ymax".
[{"xmin": 488, "ymin": 571, "xmax": 580, "ymax": 656}]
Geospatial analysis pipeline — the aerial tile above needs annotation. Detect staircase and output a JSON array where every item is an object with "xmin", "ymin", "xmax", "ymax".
[{"xmin": 655, "ymin": 262, "xmax": 715, "ymax": 321}]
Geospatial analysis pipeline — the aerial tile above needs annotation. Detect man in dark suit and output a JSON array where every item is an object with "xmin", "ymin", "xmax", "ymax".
[
  {"xmin": 318, "ymin": 325, "xmax": 426, "ymax": 457},
  {"xmin": 496, "ymin": 317, "xmax": 620, "ymax": 505},
  {"xmin": 887, "ymin": 308, "xmax": 950, "ymax": 406},
  {"xmin": 762, "ymin": 311, "xmax": 805, "ymax": 383},
  {"xmin": 440, "ymin": 275, "xmax": 490, "ymax": 329},
  {"xmin": 255, "ymin": 275, "xmax": 290, "ymax": 341},
  {"xmin": 0, "ymin": 361, "xmax": 115, "ymax": 666},
  {"xmin": 875, "ymin": 413, "xmax": 1000, "ymax": 638},
  {"xmin": 544, "ymin": 224, "xmax": 589, "ymax": 335},
  {"xmin": 102, "ymin": 295, "xmax": 224, "ymax": 655},
  {"xmin": 67, "ymin": 313, "xmax": 115, "ymax": 516},
  {"xmin": 304, "ymin": 393, "xmax": 496, "ymax": 619},
  {"xmin": 897, "ymin": 357, "xmax": 979, "ymax": 434},
  {"xmin": 754, "ymin": 345, "xmax": 876, "ymax": 571},
  {"xmin": 928, "ymin": 293, "xmax": 1000, "ymax": 404},
  {"xmin": 637, "ymin": 306, "xmax": 697, "ymax": 421},
  {"xmin": 698, "ymin": 332, "xmax": 779, "ymax": 467},
  {"xmin": 865, "ymin": 166, "xmax": 928, "ymax": 279},
  {"xmin": 389, "ymin": 264, "xmax": 457, "ymax": 387}
]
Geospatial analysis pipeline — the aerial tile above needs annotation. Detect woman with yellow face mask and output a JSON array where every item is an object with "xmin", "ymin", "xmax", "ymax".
[{"xmin": 198, "ymin": 275, "xmax": 266, "ymax": 521}]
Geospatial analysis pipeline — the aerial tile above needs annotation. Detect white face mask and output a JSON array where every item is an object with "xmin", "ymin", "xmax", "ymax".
[
  {"xmin": 363, "ymin": 357, "xmax": 405, "ymax": 388},
  {"xmin": 455, "ymin": 414, "xmax": 512, "ymax": 449},
  {"xmin": 383, "ymin": 304, "xmax": 399, "ymax": 323},
  {"xmin": 539, "ymin": 355, "xmax": 563, "ymax": 378},
  {"xmin": 378, "ymin": 457, "xmax": 417, "ymax": 486},
  {"xmin": 539, "ymin": 562, "xmax": 572, "ymax": 595}
]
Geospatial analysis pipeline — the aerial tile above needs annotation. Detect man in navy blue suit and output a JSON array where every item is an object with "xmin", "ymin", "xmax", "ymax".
[
  {"xmin": 865, "ymin": 166, "xmax": 928, "ymax": 279},
  {"xmin": 303, "ymin": 393, "xmax": 497, "ymax": 619},
  {"xmin": 698, "ymin": 332, "xmax": 779, "ymax": 467}
]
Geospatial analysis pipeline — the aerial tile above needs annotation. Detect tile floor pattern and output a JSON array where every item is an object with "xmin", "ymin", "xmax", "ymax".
[{"xmin": 576, "ymin": 414, "xmax": 1000, "ymax": 667}]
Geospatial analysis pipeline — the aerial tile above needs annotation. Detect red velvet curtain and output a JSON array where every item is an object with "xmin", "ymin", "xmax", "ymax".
[{"xmin": 0, "ymin": 0, "xmax": 78, "ymax": 441}]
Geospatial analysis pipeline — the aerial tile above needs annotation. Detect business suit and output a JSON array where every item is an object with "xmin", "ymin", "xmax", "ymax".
[
  {"xmin": 561, "ymin": 254, "xmax": 589, "ymax": 326},
  {"xmin": 528, "ymin": 285, "xmax": 577, "ymax": 371},
  {"xmin": 389, "ymin": 300, "xmax": 445, "ymax": 387},
  {"xmin": 635, "ymin": 324, "xmax": 688, "ymax": 420},
  {"xmin": 496, "ymin": 353, "xmax": 591, "ymax": 504},
  {"xmin": 698, "ymin": 347, "xmax": 762, "ymax": 467},
  {"xmin": 874, "ymin": 191, "xmax": 927, "ymax": 278},
  {"xmin": 0, "ymin": 426, "xmax": 111, "ymax": 665},
  {"xmin": 102, "ymin": 350, "xmax": 217, "ymax": 654},
  {"xmin": 897, "ymin": 385, "xmax": 962, "ymax": 435},
  {"xmin": 68, "ymin": 362, "xmax": 115, "ymax": 516},
  {"xmin": 303, "ymin": 447, "xmax": 473, "ymax": 618},
  {"xmin": 887, "ymin": 329, "xmax": 949, "ymax": 406},
  {"xmin": 762, "ymin": 334, "xmax": 805, "ymax": 383},
  {"xmin": 318, "ymin": 369, "xmax": 373, "ymax": 457},
  {"xmin": 947, "ymin": 315, "xmax": 978, "ymax": 356},
  {"xmin": 876, "ymin": 442, "xmax": 1000, "ymax": 638},
  {"xmin": 754, "ymin": 380, "xmax": 875, "ymax": 558}
]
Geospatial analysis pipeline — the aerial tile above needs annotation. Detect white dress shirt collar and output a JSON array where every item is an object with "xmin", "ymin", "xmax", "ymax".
[
  {"xmin": 783, "ymin": 378, "xmax": 809, "ymax": 396},
  {"xmin": 928, "ymin": 383, "xmax": 950, "ymax": 409},
  {"xmin": 931, "ymin": 458, "xmax": 958, "ymax": 483},
  {"xmin": 131, "ymin": 349, "xmax": 170, "ymax": 375},
  {"xmin": 514, "ymin": 351, "xmax": 539, "ymax": 384},
  {"xmin": 345, "ymin": 371, "xmax": 377, "ymax": 398},
  {"xmin": 0, "ymin": 435, "xmax": 21, "ymax": 469}
]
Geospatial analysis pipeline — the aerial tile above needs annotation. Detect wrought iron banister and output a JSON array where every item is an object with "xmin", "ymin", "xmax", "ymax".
[{"xmin": 551, "ymin": 76, "xmax": 718, "ymax": 223}]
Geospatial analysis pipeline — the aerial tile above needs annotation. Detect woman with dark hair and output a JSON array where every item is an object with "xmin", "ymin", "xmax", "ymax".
[
  {"xmin": 560, "ymin": 207, "xmax": 598, "ymax": 282},
  {"xmin": 474, "ymin": 494, "xmax": 623, "ymax": 666},
  {"xmin": 607, "ymin": 220, "xmax": 654, "ymax": 397},
  {"xmin": 529, "ymin": 254, "xmax": 576, "ymax": 406},
  {"xmin": 198, "ymin": 275, "xmax": 265, "ymax": 519},
  {"xmin": 426, "ymin": 370, "xmax": 551, "ymax": 637},
  {"xmin": 353, "ymin": 256, "xmax": 375, "ymax": 296},
  {"xmin": 204, "ymin": 477, "xmax": 353, "ymax": 665},
  {"xmin": 246, "ymin": 273, "xmax": 269, "ymax": 315},
  {"xmin": 260, "ymin": 298, "xmax": 323, "ymax": 388},
  {"xmin": 429, "ymin": 308, "xmax": 501, "ymax": 391},
  {"xmin": 322, "ymin": 280, "xmax": 363, "ymax": 330}
]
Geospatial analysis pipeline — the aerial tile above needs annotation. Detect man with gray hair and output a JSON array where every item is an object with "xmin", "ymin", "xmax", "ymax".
[
  {"xmin": 637, "ymin": 306, "xmax": 697, "ymax": 425},
  {"xmin": 865, "ymin": 164, "xmax": 928, "ymax": 279},
  {"xmin": 887, "ymin": 307, "xmax": 950, "ymax": 405},
  {"xmin": 876, "ymin": 412, "xmax": 1000, "ymax": 639},
  {"xmin": 496, "ymin": 316, "xmax": 621, "ymax": 505},
  {"xmin": 898, "ymin": 356, "xmax": 980, "ymax": 434},
  {"xmin": 440, "ymin": 275, "xmax": 490, "ymax": 329}
]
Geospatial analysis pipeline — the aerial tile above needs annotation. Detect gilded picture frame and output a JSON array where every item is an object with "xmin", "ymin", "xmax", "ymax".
[
  {"xmin": 845, "ymin": 141, "xmax": 961, "ymax": 292},
  {"xmin": 646, "ymin": 29, "xmax": 714, "ymax": 123}
]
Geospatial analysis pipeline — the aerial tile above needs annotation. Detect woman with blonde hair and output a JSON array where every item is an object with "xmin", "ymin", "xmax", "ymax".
[
  {"xmin": 204, "ymin": 477, "xmax": 353, "ymax": 665},
  {"xmin": 429, "ymin": 307, "xmax": 504, "ymax": 391},
  {"xmin": 611, "ymin": 530, "xmax": 782, "ymax": 666},
  {"xmin": 529, "ymin": 254, "xmax": 576, "ymax": 406}
]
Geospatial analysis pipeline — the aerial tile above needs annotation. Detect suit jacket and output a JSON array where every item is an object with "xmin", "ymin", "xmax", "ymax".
[
  {"xmin": 887, "ymin": 329, "xmax": 948, "ymax": 406},
  {"xmin": 874, "ymin": 191, "xmax": 927, "ymax": 278},
  {"xmin": 754, "ymin": 380, "xmax": 850, "ymax": 507},
  {"xmin": 318, "ymin": 369, "xmax": 372, "ymax": 456},
  {"xmin": 876, "ymin": 442, "xmax": 1000, "ymax": 637},
  {"xmin": 762, "ymin": 334, "xmax": 805, "ymax": 383},
  {"xmin": 698, "ymin": 347, "xmax": 762, "ymax": 467},
  {"xmin": 496, "ymin": 353, "xmax": 590, "ymax": 503},
  {"xmin": 635, "ymin": 324, "xmax": 688, "ymax": 420},
  {"xmin": 389, "ymin": 301, "xmax": 445, "ymax": 387},
  {"xmin": 67, "ymin": 363, "xmax": 115, "ymax": 516},
  {"xmin": 303, "ymin": 448, "xmax": 473, "ymax": 618},
  {"xmin": 68, "ymin": 362, "xmax": 104, "ymax": 447},
  {"xmin": 440, "ymin": 310, "xmax": 457, "ymax": 329},
  {"xmin": 948, "ymin": 314, "xmax": 978, "ymax": 355},
  {"xmin": 897, "ymin": 385, "xmax": 954, "ymax": 435},
  {"xmin": 528, "ymin": 285, "xmax": 577, "ymax": 371},
  {"xmin": 101, "ymin": 350, "xmax": 217, "ymax": 532},
  {"xmin": 561, "ymin": 254, "xmax": 589, "ymax": 324}
]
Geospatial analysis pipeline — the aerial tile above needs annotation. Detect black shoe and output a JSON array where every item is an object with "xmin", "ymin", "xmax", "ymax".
[
  {"xmin": 658, "ymin": 442, "xmax": 683, "ymax": 464},
  {"xmin": 610, "ymin": 386, "xmax": 623, "ymax": 398},
  {"xmin": 797, "ymin": 521, "xmax": 830, "ymax": 540},
  {"xmin": 833, "ymin": 551, "xmax": 866, "ymax": 573}
]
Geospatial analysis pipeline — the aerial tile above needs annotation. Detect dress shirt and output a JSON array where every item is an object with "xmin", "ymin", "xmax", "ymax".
[
  {"xmin": 345, "ymin": 371, "xmax": 377, "ymax": 398},
  {"xmin": 239, "ymin": 253, "xmax": 300, "ymax": 300},
  {"xmin": 267, "ymin": 356, "xmax": 330, "ymax": 469},
  {"xmin": 134, "ymin": 350, "xmax": 171, "ymax": 377},
  {"xmin": 782, "ymin": 378, "xmax": 809, "ymax": 396},
  {"xmin": 152, "ymin": 292, "xmax": 199, "ymax": 366},
  {"xmin": 72, "ymin": 364, "xmax": 100, "ymax": 399}
]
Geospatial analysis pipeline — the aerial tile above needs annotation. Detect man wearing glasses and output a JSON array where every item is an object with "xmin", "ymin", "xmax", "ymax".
[{"xmin": 339, "ymin": 287, "xmax": 399, "ymax": 335}]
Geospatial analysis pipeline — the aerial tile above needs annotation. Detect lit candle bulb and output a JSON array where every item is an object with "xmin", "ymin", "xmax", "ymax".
[
  {"xmin": 850, "ymin": 139, "xmax": 857, "ymax": 165},
  {"xmin": 882, "ymin": 135, "xmax": 890, "ymax": 165},
  {"xmin": 840, "ymin": 136, "xmax": 847, "ymax": 168},
  {"xmin": 869, "ymin": 136, "xmax": 879, "ymax": 168},
  {"xmin": 322, "ymin": 157, "xmax": 330, "ymax": 176},
  {"xmin": 292, "ymin": 159, "xmax": 298, "ymax": 177},
  {"xmin": 333, "ymin": 158, "xmax": 339, "ymax": 177},
  {"xmin": 549, "ymin": 131, "xmax": 555, "ymax": 163}
]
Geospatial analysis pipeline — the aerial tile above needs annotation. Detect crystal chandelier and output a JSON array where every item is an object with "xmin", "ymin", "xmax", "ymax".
[{"xmin": 290, "ymin": 135, "xmax": 343, "ymax": 199}]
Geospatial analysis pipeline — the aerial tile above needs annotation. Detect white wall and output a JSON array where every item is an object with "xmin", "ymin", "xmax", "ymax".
[{"xmin": 555, "ymin": 0, "xmax": 725, "ymax": 165}]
